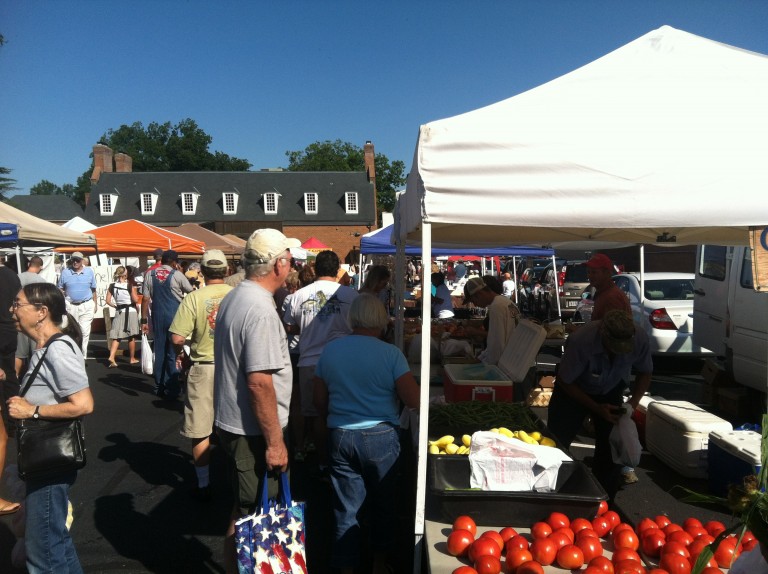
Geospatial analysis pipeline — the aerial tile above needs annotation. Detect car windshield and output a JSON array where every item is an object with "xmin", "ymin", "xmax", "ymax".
[
  {"xmin": 564, "ymin": 264, "xmax": 589, "ymax": 282},
  {"xmin": 643, "ymin": 279, "xmax": 695, "ymax": 301}
]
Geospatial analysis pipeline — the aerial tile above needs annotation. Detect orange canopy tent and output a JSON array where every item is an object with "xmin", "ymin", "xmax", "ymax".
[
  {"xmin": 301, "ymin": 237, "xmax": 330, "ymax": 254},
  {"xmin": 59, "ymin": 219, "xmax": 205, "ymax": 255}
]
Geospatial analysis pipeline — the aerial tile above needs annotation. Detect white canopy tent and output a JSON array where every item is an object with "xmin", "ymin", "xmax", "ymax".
[{"xmin": 400, "ymin": 25, "xmax": 768, "ymax": 570}]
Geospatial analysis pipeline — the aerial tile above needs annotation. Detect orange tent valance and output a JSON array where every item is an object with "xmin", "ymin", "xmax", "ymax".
[{"xmin": 58, "ymin": 219, "xmax": 205, "ymax": 255}]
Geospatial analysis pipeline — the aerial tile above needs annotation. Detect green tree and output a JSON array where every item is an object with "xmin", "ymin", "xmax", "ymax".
[
  {"xmin": 30, "ymin": 179, "xmax": 60, "ymax": 195},
  {"xmin": 0, "ymin": 167, "xmax": 18, "ymax": 201},
  {"xmin": 285, "ymin": 139, "xmax": 405, "ymax": 220}
]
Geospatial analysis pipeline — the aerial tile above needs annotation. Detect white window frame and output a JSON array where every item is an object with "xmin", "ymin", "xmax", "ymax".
[
  {"xmin": 181, "ymin": 191, "xmax": 199, "ymax": 215},
  {"xmin": 99, "ymin": 193, "xmax": 118, "ymax": 216},
  {"xmin": 222, "ymin": 191, "xmax": 239, "ymax": 214},
  {"xmin": 264, "ymin": 192, "xmax": 278, "ymax": 214},
  {"xmin": 304, "ymin": 192, "xmax": 318, "ymax": 214},
  {"xmin": 140, "ymin": 191, "xmax": 159, "ymax": 215},
  {"xmin": 345, "ymin": 191, "xmax": 358, "ymax": 214}
]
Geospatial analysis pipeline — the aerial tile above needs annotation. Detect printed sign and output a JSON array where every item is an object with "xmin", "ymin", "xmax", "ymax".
[{"xmin": 749, "ymin": 226, "xmax": 768, "ymax": 292}]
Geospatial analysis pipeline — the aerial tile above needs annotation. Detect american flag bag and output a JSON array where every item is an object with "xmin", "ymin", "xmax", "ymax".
[{"xmin": 235, "ymin": 472, "xmax": 308, "ymax": 574}]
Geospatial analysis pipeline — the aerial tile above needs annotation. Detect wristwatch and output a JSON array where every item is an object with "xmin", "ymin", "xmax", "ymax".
[{"xmin": 33, "ymin": 406, "xmax": 40, "ymax": 419}]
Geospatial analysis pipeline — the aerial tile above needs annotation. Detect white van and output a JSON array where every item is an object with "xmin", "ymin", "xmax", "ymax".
[{"xmin": 693, "ymin": 245, "xmax": 768, "ymax": 393}]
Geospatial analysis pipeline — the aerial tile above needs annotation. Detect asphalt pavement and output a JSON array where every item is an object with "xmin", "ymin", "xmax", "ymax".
[{"xmin": 0, "ymin": 341, "xmax": 755, "ymax": 573}]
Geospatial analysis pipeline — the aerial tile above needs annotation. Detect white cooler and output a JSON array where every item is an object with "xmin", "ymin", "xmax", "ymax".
[
  {"xmin": 630, "ymin": 394, "xmax": 665, "ymax": 447},
  {"xmin": 708, "ymin": 430, "xmax": 762, "ymax": 497},
  {"xmin": 646, "ymin": 401, "xmax": 732, "ymax": 479}
]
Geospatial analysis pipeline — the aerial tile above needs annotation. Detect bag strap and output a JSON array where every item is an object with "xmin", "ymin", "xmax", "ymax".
[
  {"xmin": 18, "ymin": 332, "xmax": 65, "ymax": 398},
  {"xmin": 257, "ymin": 471, "xmax": 292, "ymax": 513}
]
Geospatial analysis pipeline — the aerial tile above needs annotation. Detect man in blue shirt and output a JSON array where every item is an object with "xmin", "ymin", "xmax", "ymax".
[{"xmin": 57, "ymin": 251, "xmax": 97, "ymax": 358}]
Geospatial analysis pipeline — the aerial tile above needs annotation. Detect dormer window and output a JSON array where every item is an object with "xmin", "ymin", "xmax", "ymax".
[
  {"xmin": 140, "ymin": 190, "xmax": 159, "ymax": 215},
  {"xmin": 264, "ymin": 192, "xmax": 278, "ymax": 214},
  {"xmin": 304, "ymin": 192, "xmax": 318, "ymax": 214},
  {"xmin": 222, "ymin": 191, "xmax": 239, "ymax": 214},
  {"xmin": 345, "ymin": 192, "xmax": 358, "ymax": 214},
  {"xmin": 181, "ymin": 191, "xmax": 200, "ymax": 215},
  {"xmin": 99, "ymin": 191, "xmax": 119, "ymax": 216}
]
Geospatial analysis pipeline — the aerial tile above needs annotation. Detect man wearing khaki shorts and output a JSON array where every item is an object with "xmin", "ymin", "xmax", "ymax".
[{"xmin": 169, "ymin": 249, "xmax": 232, "ymax": 500}]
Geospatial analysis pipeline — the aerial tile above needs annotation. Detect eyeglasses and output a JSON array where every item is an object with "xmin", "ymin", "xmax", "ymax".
[
  {"xmin": 279, "ymin": 257, "xmax": 294, "ymax": 267},
  {"xmin": 12, "ymin": 300, "xmax": 41, "ymax": 310}
]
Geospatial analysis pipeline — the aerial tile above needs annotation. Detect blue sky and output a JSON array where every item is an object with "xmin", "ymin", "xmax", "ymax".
[{"xmin": 2, "ymin": 1, "xmax": 768, "ymax": 197}]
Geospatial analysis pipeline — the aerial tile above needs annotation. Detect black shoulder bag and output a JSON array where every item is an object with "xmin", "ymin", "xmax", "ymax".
[{"xmin": 16, "ymin": 333, "xmax": 87, "ymax": 481}]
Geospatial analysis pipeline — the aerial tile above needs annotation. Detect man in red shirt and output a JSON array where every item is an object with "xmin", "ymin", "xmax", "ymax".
[{"xmin": 586, "ymin": 253, "xmax": 631, "ymax": 321}]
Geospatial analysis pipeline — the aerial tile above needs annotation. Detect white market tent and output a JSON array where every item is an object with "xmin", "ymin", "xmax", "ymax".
[
  {"xmin": 62, "ymin": 216, "xmax": 96, "ymax": 232},
  {"xmin": 400, "ymin": 25, "xmax": 768, "ymax": 569}
]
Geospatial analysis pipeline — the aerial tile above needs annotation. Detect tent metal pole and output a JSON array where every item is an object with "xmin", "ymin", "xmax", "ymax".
[
  {"xmin": 512, "ymin": 256, "xmax": 519, "ymax": 304},
  {"xmin": 413, "ymin": 222, "xmax": 432, "ymax": 574},
  {"xmin": 552, "ymin": 253, "xmax": 562, "ymax": 320}
]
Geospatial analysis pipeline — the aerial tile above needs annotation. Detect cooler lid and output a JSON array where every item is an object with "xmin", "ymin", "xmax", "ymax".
[
  {"xmin": 648, "ymin": 400, "xmax": 733, "ymax": 433},
  {"xmin": 708, "ymin": 430, "xmax": 762, "ymax": 464},
  {"xmin": 443, "ymin": 362, "xmax": 512, "ymax": 385},
  {"xmin": 497, "ymin": 320, "xmax": 547, "ymax": 383}
]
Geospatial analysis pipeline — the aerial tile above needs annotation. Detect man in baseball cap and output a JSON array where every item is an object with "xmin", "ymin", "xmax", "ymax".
[
  {"xmin": 585, "ymin": 253, "xmax": 630, "ymax": 321},
  {"xmin": 58, "ymin": 251, "xmax": 97, "ymax": 357},
  {"xmin": 243, "ymin": 228, "xmax": 301, "ymax": 264}
]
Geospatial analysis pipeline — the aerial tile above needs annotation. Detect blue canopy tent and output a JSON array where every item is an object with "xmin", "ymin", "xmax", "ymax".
[{"xmin": 0, "ymin": 223, "xmax": 19, "ymax": 244}]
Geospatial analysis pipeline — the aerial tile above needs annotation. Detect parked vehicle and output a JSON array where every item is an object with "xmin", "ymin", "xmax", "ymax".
[
  {"xmin": 576, "ymin": 272, "xmax": 710, "ymax": 356},
  {"xmin": 693, "ymin": 245, "xmax": 768, "ymax": 393},
  {"xmin": 559, "ymin": 261, "xmax": 589, "ymax": 318}
]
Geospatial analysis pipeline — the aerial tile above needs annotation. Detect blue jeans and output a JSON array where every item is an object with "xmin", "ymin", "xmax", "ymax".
[
  {"xmin": 328, "ymin": 424, "xmax": 401, "ymax": 569},
  {"xmin": 25, "ymin": 472, "xmax": 83, "ymax": 574}
]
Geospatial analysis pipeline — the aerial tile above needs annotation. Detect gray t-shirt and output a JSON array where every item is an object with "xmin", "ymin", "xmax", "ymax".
[
  {"xmin": 213, "ymin": 280, "xmax": 292, "ymax": 436},
  {"xmin": 19, "ymin": 271, "xmax": 47, "ymax": 288},
  {"xmin": 22, "ymin": 335, "xmax": 89, "ymax": 406}
]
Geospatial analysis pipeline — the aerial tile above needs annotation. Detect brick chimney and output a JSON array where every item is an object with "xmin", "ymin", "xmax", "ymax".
[
  {"xmin": 364, "ymin": 140, "xmax": 378, "ymax": 223},
  {"xmin": 114, "ymin": 153, "xmax": 133, "ymax": 173},
  {"xmin": 90, "ymin": 144, "xmax": 114, "ymax": 183}
]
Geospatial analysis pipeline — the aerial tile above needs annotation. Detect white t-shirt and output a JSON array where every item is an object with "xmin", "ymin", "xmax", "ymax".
[
  {"xmin": 283, "ymin": 280, "xmax": 358, "ymax": 367},
  {"xmin": 432, "ymin": 283, "xmax": 454, "ymax": 318},
  {"xmin": 502, "ymin": 279, "xmax": 516, "ymax": 298},
  {"xmin": 482, "ymin": 295, "xmax": 521, "ymax": 366}
]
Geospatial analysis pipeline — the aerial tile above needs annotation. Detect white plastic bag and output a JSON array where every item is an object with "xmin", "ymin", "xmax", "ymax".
[
  {"xmin": 609, "ymin": 403, "xmax": 642, "ymax": 467},
  {"xmin": 141, "ymin": 334, "xmax": 154, "ymax": 376}
]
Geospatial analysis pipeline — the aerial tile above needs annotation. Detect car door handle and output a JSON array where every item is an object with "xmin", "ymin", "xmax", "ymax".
[{"xmin": 693, "ymin": 288, "xmax": 705, "ymax": 296}]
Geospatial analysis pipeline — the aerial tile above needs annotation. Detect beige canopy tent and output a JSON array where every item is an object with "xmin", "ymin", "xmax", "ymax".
[
  {"xmin": 0, "ymin": 201, "xmax": 96, "ymax": 247},
  {"xmin": 161, "ymin": 223, "xmax": 246, "ymax": 256}
]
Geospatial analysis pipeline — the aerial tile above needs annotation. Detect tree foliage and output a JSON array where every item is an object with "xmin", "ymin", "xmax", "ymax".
[
  {"xmin": 285, "ymin": 139, "xmax": 405, "ymax": 219},
  {"xmin": 0, "ymin": 167, "xmax": 18, "ymax": 201},
  {"xmin": 101, "ymin": 119, "xmax": 251, "ymax": 172}
]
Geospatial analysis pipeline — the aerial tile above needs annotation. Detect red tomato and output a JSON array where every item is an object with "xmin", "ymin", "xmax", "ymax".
[
  {"xmin": 576, "ymin": 535, "xmax": 604, "ymax": 562},
  {"xmin": 468, "ymin": 537, "xmax": 501, "ymax": 562},
  {"xmin": 612, "ymin": 548, "xmax": 641, "ymax": 564},
  {"xmin": 663, "ymin": 523, "xmax": 683, "ymax": 536},
  {"xmin": 742, "ymin": 529, "xmax": 755, "ymax": 543},
  {"xmin": 597, "ymin": 500, "xmax": 609, "ymax": 516},
  {"xmin": 480, "ymin": 531, "xmax": 505, "ymax": 553},
  {"xmin": 516, "ymin": 561, "xmax": 545, "ymax": 574},
  {"xmin": 553, "ymin": 527, "xmax": 575, "ymax": 543},
  {"xmin": 613, "ymin": 529, "xmax": 640, "ymax": 551},
  {"xmin": 713, "ymin": 539, "xmax": 740, "ymax": 569},
  {"xmin": 571, "ymin": 517, "xmax": 593, "ymax": 533},
  {"xmin": 549, "ymin": 531, "xmax": 572, "ymax": 550},
  {"xmin": 593, "ymin": 516, "xmax": 612, "ymax": 538},
  {"xmin": 506, "ymin": 535, "xmax": 529, "ymax": 552},
  {"xmin": 453, "ymin": 515, "xmax": 478, "ymax": 537},
  {"xmin": 655, "ymin": 515, "xmax": 672, "ymax": 529},
  {"xmin": 505, "ymin": 548, "xmax": 533, "ymax": 572},
  {"xmin": 666, "ymin": 530, "xmax": 693, "ymax": 547},
  {"xmin": 498, "ymin": 526, "xmax": 518, "ymax": 542},
  {"xmin": 640, "ymin": 530, "xmax": 666, "ymax": 558},
  {"xmin": 659, "ymin": 552, "xmax": 692, "ymax": 574},
  {"xmin": 453, "ymin": 567, "xmax": 479, "ymax": 574},
  {"xmin": 704, "ymin": 521, "xmax": 726, "ymax": 538},
  {"xmin": 530, "ymin": 521, "xmax": 552, "ymax": 539},
  {"xmin": 685, "ymin": 526, "xmax": 709, "ymax": 539},
  {"xmin": 556, "ymin": 544, "xmax": 584, "ymax": 569},
  {"xmin": 547, "ymin": 511, "xmax": 571, "ymax": 531},
  {"xmin": 584, "ymin": 568, "xmax": 611, "ymax": 574},
  {"xmin": 529, "ymin": 538, "xmax": 557, "ymax": 566},
  {"xmin": 743, "ymin": 537, "xmax": 759, "ymax": 552},
  {"xmin": 613, "ymin": 559, "xmax": 646, "ymax": 574},
  {"xmin": 474, "ymin": 554, "xmax": 502, "ymax": 574},
  {"xmin": 683, "ymin": 517, "xmax": 703, "ymax": 531},
  {"xmin": 637, "ymin": 517, "xmax": 659, "ymax": 534},
  {"xmin": 647, "ymin": 570, "xmax": 670, "ymax": 574},
  {"xmin": 661, "ymin": 540, "xmax": 690, "ymax": 560},
  {"xmin": 446, "ymin": 529, "xmax": 475, "ymax": 557},
  {"xmin": 688, "ymin": 538, "xmax": 717, "ymax": 568},
  {"xmin": 577, "ymin": 528, "xmax": 600, "ymax": 541},
  {"xmin": 589, "ymin": 555, "xmax": 616, "ymax": 573},
  {"xmin": 603, "ymin": 510, "xmax": 621, "ymax": 531},
  {"xmin": 700, "ymin": 568, "xmax": 724, "ymax": 574}
]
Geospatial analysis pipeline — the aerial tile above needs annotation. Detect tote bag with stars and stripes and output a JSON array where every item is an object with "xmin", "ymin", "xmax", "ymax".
[{"xmin": 235, "ymin": 472, "xmax": 307, "ymax": 574}]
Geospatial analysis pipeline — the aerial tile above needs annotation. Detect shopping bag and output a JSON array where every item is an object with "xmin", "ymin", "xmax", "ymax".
[
  {"xmin": 609, "ymin": 403, "xmax": 643, "ymax": 467},
  {"xmin": 235, "ymin": 472, "xmax": 307, "ymax": 574},
  {"xmin": 140, "ymin": 334, "xmax": 154, "ymax": 376}
]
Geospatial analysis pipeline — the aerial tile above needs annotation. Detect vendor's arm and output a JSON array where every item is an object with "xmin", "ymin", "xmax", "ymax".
[
  {"xmin": 627, "ymin": 371, "xmax": 652, "ymax": 411},
  {"xmin": 555, "ymin": 381, "xmax": 620, "ymax": 425},
  {"xmin": 247, "ymin": 370, "xmax": 288, "ymax": 472}
]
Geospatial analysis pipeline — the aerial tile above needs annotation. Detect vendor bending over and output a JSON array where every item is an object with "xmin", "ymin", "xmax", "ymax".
[
  {"xmin": 547, "ymin": 309, "xmax": 653, "ymax": 499},
  {"xmin": 463, "ymin": 276, "xmax": 520, "ymax": 365}
]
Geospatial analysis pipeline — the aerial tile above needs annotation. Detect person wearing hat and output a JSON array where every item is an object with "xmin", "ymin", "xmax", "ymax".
[
  {"xmin": 169, "ymin": 249, "xmax": 233, "ymax": 501},
  {"xmin": 586, "ymin": 253, "xmax": 631, "ymax": 321},
  {"xmin": 147, "ymin": 247, "xmax": 165, "ymax": 272},
  {"xmin": 212, "ymin": 228, "xmax": 300, "ymax": 572},
  {"xmin": 547, "ymin": 309, "xmax": 653, "ymax": 498},
  {"xmin": 464, "ymin": 275, "xmax": 521, "ymax": 365},
  {"xmin": 141, "ymin": 249, "xmax": 194, "ymax": 399},
  {"xmin": 57, "ymin": 251, "xmax": 97, "ymax": 358}
]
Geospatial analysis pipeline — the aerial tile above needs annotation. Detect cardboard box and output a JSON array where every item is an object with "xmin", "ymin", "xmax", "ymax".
[
  {"xmin": 701, "ymin": 359, "xmax": 734, "ymax": 387},
  {"xmin": 717, "ymin": 387, "xmax": 751, "ymax": 419},
  {"xmin": 538, "ymin": 375, "xmax": 555, "ymax": 389}
]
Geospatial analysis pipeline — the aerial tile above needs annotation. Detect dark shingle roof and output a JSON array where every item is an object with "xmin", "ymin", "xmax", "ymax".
[
  {"xmin": 84, "ymin": 171, "xmax": 376, "ymax": 226},
  {"xmin": 9, "ymin": 194, "xmax": 84, "ymax": 222}
]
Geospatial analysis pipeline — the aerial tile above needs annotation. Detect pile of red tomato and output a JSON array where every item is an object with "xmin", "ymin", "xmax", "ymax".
[{"xmin": 444, "ymin": 501, "xmax": 753, "ymax": 574}]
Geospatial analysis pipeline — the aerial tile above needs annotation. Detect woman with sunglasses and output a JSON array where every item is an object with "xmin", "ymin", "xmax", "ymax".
[{"xmin": 7, "ymin": 282, "xmax": 94, "ymax": 573}]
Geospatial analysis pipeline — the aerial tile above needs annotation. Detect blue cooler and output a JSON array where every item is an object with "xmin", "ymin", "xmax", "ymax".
[{"xmin": 708, "ymin": 430, "xmax": 762, "ymax": 497}]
